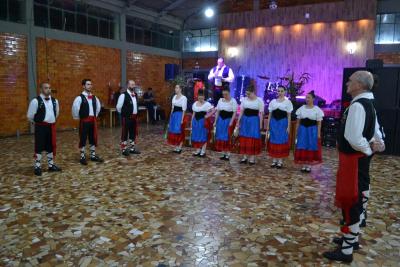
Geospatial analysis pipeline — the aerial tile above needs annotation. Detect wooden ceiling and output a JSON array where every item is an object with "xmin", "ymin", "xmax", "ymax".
[{"xmin": 219, "ymin": 0, "xmax": 343, "ymax": 14}]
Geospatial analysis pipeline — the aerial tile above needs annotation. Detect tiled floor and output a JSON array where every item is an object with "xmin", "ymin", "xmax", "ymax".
[{"xmin": 0, "ymin": 125, "xmax": 399, "ymax": 266}]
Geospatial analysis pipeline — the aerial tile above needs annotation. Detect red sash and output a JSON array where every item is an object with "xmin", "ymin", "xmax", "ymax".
[
  {"xmin": 80, "ymin": 116, "xmax": 98, "ymax": 146},
  {"xmin": 35, "ymin": 122, "xmax": 57, "ymax": 156},
  {"xmin": 335, "ymin": 151, "xmax": 364, "ymax": 224}
]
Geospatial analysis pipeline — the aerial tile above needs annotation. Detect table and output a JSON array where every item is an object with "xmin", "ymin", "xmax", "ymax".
[{"xmin": 102, "ymin": 107, "xmax": 117, "ymax": 128}]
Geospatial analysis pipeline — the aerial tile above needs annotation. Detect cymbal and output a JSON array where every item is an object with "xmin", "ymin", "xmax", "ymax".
[{"xmin": 257, "ymin": 75, "xmax": 270, "ymax": 80}]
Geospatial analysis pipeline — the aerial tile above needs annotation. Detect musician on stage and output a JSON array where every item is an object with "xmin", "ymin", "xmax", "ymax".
[{"xmin": 208, "ymin": 57, "xmax": 234, "ymax": 104}]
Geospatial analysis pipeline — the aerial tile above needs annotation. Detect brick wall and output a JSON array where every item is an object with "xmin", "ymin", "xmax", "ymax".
[
  {"xmin": 126, "ymin": 51, "xmax": 180, "ymax": 114},
  {"xmin": 36, "ymin": 38, "xmax": 121, "ymax": 129},
  {"xmin": 182, "ymin": 57, "xmax": 217, "ymax": 71},
  {"xmin": 375, "ymin": 52, "xmax": 400, "ymax": 65},
  {"xmin": 0, "ymin": 33, "xmax": 28, "ymax": 137}
]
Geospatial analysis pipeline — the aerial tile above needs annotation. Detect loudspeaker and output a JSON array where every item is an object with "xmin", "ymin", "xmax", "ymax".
[
  {"xmin": 366, "ymin": 59, "xmax": 383, "ymax": 69},
  {"xmin": 165, "ymin": 64, "xmax": 179, "ymax": 81}
]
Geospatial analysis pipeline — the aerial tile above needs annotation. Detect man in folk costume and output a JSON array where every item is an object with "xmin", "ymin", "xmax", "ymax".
[
  {"xmin": 323, "ymin": 71, "xmax": 385, "ymax": 263},
  {"xmin": 116, "ymin": 80, "xmax": 141, "ymax": 156},
  {"xmin": 27, "ymin": 82, "xmax": 62, "ymax": 176},
  {"xmin": 208, "ymin": 57, "xmax": 235, "ymax": 105},
  {"xmin": 72, "ymin": 79, "xmax": 104, "ymax": 165}
]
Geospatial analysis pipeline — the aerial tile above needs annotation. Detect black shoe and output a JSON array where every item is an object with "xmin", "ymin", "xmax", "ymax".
[
  {"xmin": 305, "ymin": 167, "xmax": 311, "ymax": 173},
  {"xmin": 360, "ymin": 219, "xmax": 366, "ymax": 228},
  {"xmin": 199, "ymin": 153, "xmax": 206, "ymax": 158},
  {"xmin": 90, "ymin": 155, "xmax": 104, "ymax": 163},
  {"xmin": 271, "ymin": 162, "xmax": 277, "ymax": 168},
  {"xmin": 223, "ymin": 156, "xmax": 230, "ymax": 161},
  {"xmin": 323, "ymin": 248, "xmax": 353, "ymax": 263},
  {"xmin": 276, "ymin": 163, "xmax": 283, "ymax": 169},
  {"xmin": 240, "ymin": 158, "xmax": 248, "ymax": 164},
  {"xmin": 122, "ymin": 149, "xmax": 130, "ymax": 156},
  {"xmin": 130, "ymin": 148, "xmax": 141, "ymax": 154},
  {"xmin": 332, "ymin": 237, "xmax": 360, "ymax": 250},
  {"xmin": 48, "ymin": 164, "xmax": 62, "ymax": 172},
  {"xmin": 193, "ymin": 152, "xmax": 201, "ymax": 157},
  {"xmin": 34, "ymin": 167, "xmax": 42, "ymax": 176},
  {"xmin": 249, "ymin": 161, "xmax": 255, "ymax": 165},
  {"xmin": 80, "ymin": 157, "xmax": 88, "ymax": 165},
  {"xmin": 173, "ymin": 149, "xmax": 182, "ymax": 154},
  {"xmin": 301, "ymin": 167, "xmax": 307, "ymax": 173},
  {"xmin": 220, "ymin": 155, "xmax": 227, "ymax": 160}
]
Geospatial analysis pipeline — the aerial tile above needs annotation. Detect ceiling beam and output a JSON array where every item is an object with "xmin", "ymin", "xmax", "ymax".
[{"xmin": 159, "ymin": 0, "xmax": 189, "ymax": 16}]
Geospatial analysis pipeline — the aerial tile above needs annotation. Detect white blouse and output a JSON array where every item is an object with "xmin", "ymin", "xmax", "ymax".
[
  {"xmin": 192, "ymin": 101, "xmax": 213, "ymax": 113},
  {"xmin": 240, "ymin": 97, "xmax": 264, "ymax": 112},
  {"xmin": 295, "ymin": 105, "xmax": 324, "ymax": 121},
  {"xmin": 268, "ymin": 98, "xmax": 293, "ymax": 113},
  {"xmin": 172, "ymin": 95, "xmax": 187, "ymax": 111},
  {"xmin": 217, "ymin": 98, "xmax": 238, "ymax": 112}
]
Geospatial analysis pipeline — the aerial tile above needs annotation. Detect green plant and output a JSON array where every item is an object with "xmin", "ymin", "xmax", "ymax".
[{"xmin": 284, "ymin": 71, "xmax": 311, "ymax": 100}]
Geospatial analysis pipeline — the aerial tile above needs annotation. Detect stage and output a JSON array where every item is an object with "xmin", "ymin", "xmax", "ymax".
[{"xmin": 0, "ymin": 124, "xmax": 399, "ymax": 266}]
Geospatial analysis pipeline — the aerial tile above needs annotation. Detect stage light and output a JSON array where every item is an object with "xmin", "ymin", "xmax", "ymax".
[
  {"xmin": 346, "ymin": 42, "xmax": 357, "ymax": 54},
  {"xmin": 205, "ymin": 8, "xmax": 214, "ymax": 18},
  {"xmin": 227, "ymin": 47, "xmax": 239, "ymax": 58}
]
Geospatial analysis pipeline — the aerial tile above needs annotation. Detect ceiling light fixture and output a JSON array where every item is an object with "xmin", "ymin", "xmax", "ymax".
[{"xmin": 205, "ymin": 8, "xmax": 214, "ymax": 18}]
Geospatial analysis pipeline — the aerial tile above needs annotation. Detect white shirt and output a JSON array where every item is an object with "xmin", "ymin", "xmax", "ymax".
[
  {"xmin": 72, "ymin": 91, "xmax": 101, "ymax": 120},
  {"xmin": 27, "ymin": 94, "xmax": 59, "ymax": 123},
  {"xmin": 344, "ymin": 92, "xmax": 384, "ymax": 156},
  {"xmin": 116, "ymin": 89, "xmax": 138, "ymax": 114},
  {"xmin": 172, "ymin": 95, "xmax": 187, "ymax": 111},
  {"xmin": 192, "ymin": 101, "xmax": 213, "ymax": 113},
  {"xmin": 296, "ymin": 105, "xmax": 324, "ymax": 121},
  {"xmin": 268, "ymin": 98, "xmax": 293, "ymax": 113},
  {"xmin": 240, "ymin": 97, "xmax": 264, "ymax": 112},
  {"xmin": 208, "ymin": 65, "xmax": 235, "ymax": 86},
  {"xmin": 217, "ymin": 98, "xmax": 238, "ymax": 112}
]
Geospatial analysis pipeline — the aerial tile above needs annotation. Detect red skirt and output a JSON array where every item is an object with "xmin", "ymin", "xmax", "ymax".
[
  {"xmin": 239, "ymin": 137, "xmax": 262, "ymax": 155},
  {"xmin": 294, "ymin": 139, "xmax": 322, "ymax": 164},
  {"xmin": 267, "ymin": 142, "xmax": 290, "ymax": 158},
  {"xmin": 167, "ymin": 115, "xmax": 189, "ymax": 146},
  {"xmin": 215, "ymin": 121, "xmax": 236, "ymax": 152}
]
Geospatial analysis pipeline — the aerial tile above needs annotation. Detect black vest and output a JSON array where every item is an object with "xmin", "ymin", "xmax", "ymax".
[
  {"xmin": 34, "ymin": 96, "xmax": 57, "ymax": 123},
  {"xmin": 79, "ymin": 94, "xmax": 97, "ymax": 119},
  {"xmin": 121, "ymin": 92, "xmax": 136, "ymax": 117},
  {"xmin": 338, "ymin": 98, "xmax": 376, "ymax": 154}
]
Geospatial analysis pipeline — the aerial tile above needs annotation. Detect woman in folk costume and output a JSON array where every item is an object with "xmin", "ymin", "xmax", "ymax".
[
  {"xmin": 294, "ymin": 91, "xmax": 324, "ymax": 172},
  {"xmin": 235, "ymin": 85, "xmax": 264, "ymax": 164},
  {"xmin": 266, "ymin": 85, "xmax": 293, "ymax": 168},
  {"xmin": 214, "ymin": 87, "xmax": 238, "ymax": 161},
  {"xmin": 167, "ymin": 84, "xmax": 188, "ymax": 153},
  {"xmin": 191, "ymin": 89, "xmax": 214, "ymax": 157}
]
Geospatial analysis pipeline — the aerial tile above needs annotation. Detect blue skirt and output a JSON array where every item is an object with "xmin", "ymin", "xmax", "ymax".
[
  {"xmin": 239, "ymin": 115, "xmax": 260, "ymax": 139},
  {"xmin": 215, "ymin": 117, "xmax": 230, "ymax": 141},
  {"xmin": 296, "ymin": 125, "xmax": 318, "ymax": 151},
  {"xmin": 192, "ymin": 118, "xmax": 207, "ymax": 143},
  {"xmin": 269, "ymin": 117, "xmax": 288, "ymax": 145},
  {"xmin": 169, "ymin": 111, "xmax": 183, "ymax": 134}
]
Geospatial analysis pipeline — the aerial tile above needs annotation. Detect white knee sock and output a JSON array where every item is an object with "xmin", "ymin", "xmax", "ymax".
[
  {"xmin": 34, "ymin": 154, "xmax": 42, "ymax": 168},
  {"xmin": 341, "ymin": 223, "xmax": 360, "ymax": 255},
  {"xmin": 47, "ymin": 152, "xmax": 54, "ymax": 167},
  {"xmin": 90, "ymin": 145, "xmax": 96, "ymax": 157},
  {"xmin": 80, "ymin": 147, "xmax": 85, "ymax": 158}
]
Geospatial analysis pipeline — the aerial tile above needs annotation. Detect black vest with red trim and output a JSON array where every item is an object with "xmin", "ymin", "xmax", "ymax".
[
  {"xmin": 121, "ymin": 92, "xmax": 135, "ymax": 117},
  {"xmin": 34, "ymin": 96, "xmax": 57, "ymax": 123},
  {"xmin": 337, "ymin": 98, "xmax": 376, "ymax": 154},
  {"xmin": 79, "ymin": 94, "xmax": 97, "ymax": 119}
]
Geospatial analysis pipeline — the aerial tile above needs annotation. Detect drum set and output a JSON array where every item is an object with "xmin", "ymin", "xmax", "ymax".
[{"xmin": 257, "ymin": 75, "xmax": 290, "ymax": 111}]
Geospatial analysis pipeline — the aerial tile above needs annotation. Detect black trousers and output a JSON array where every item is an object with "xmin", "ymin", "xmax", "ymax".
[
  {"xmin": 121, "ymin": 116, "xmax": 137, "ymax": 143},
  {"xmin": 145, "ymin": 102, "xmax": 155, "ymax": 122},
  {"xmin": 79, "ymin": 121, "xmax": 96, "ymax": 148},
  {"xmin": 35, "ymin": 124, "xmax": 53, "ymax": 153},
  {"xmin": 343, "ymin": 155, "xmax": 372, "ymax": 225}
]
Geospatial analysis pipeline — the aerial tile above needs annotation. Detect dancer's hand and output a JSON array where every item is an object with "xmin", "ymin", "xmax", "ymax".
[{"xmin": 371, "ymin": 140, "xmax": 385, "ymax": 153}]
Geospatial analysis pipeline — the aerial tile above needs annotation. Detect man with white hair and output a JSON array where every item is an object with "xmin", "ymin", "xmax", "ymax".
[
  {"xmin": 208, "ymin": 57, "xmax": 235, "ymax": 104},
  {"xmin": 323, "ymin": 71, "xmax": 385, "ymax": 263}
]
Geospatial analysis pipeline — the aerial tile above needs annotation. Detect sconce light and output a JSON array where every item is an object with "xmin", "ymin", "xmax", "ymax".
[
  {"xmin": 227, "ymin": 47, "xmax": 239, "ymax": 58},
  {"xmin": 346, "ymin": 42, "xmax": 357, "ymax": 54}
]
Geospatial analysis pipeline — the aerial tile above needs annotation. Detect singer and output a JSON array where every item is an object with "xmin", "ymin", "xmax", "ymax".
[{"xmin": 208, "ymin": 57, "xmax": 235, "ymax": 105}]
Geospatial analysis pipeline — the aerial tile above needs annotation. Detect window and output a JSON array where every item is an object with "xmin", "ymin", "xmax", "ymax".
[
  {"xmin": 33, "ymin": 0, "xmax": 116, "ymax": 39},
  {"xmin": 0, "ymin": 0, "xmax": 26, "ymax": 23},
  {"xmin": 376, "ymin": 13, "xmax": 400, "ymax": 44},
  {"xmin": 183, "ymin": 28, "xmax": 219, "ymax": 52},
  {"xmin": 126, "ymin": 16, "xmax": 181, "ymax": 51}
]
